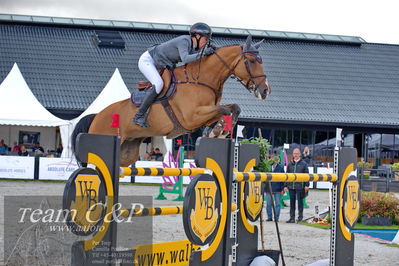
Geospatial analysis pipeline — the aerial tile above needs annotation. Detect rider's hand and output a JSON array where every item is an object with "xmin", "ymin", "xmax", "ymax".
[{"xmin": 203, "ymin": 46, "xmax": 215, "ymax": 56}]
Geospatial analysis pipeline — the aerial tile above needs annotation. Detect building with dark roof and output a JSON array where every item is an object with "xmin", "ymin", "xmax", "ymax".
[{"xmin": 1, "ymin": 14, "xmax": 399, "ymax": 166}]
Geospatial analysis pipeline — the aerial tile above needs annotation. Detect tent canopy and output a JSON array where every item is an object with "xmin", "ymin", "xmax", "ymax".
[
  {"xmin": 60, "ymin": 68, "xmax": 131, "ymax": 157},
  {"xmin": 0, "ymin": 63, "xmax": 68, "ymax": 126}
]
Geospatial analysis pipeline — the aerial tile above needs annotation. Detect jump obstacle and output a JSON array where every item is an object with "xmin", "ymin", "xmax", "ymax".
[{"xmin": 63, "ymin": 132, "xmax": 360, "ymax": 266}]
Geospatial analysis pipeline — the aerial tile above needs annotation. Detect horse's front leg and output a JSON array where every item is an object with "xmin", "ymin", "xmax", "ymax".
[
  {"xmin": 223, "ymin": 104, "xmax": 241, "ymax": 125},
  {"xmin": 201, "ymin": 104, "xmax": 241, "ymax": 137}
]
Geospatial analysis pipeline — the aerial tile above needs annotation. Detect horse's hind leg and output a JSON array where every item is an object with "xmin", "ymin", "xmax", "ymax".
[{"xmin": 120, "ymin": 138, "xmax": 145, "ymax": 166}]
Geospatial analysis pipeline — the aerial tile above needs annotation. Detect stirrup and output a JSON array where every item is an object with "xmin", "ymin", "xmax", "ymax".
[{"xmin": 134, "ymin": 114, "xmax": 150, "ymax": 128}]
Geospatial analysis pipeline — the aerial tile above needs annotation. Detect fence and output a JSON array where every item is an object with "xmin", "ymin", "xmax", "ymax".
[{"xmin": 358, "ymin": 167, "xmax": 399, "ymax": 192}]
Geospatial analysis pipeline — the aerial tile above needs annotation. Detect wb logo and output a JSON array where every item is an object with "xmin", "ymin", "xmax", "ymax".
[
  {"xmin": 198, "ymin": 187, "xmax": 215, "ymax": 220},
  {"xmin": 245, "ymin": 181, "xmax": 263, "ymax": 221},
  {"xmin": 69, "ymin": 174, "xmax": 103, "ymax": 231},
  {"xmin": 77, "ymin": 180, "xmax": 98, "ymax": 209},
  {"xmin": 348, "ymin": 185, "xmax": 358, "ymax": 210},
  {"xmin": 189, "ymin": 181, "xmax": 219, "ymax": 243}
]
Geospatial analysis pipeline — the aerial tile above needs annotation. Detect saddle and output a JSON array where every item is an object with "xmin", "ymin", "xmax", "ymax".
[
  {"xmin": 131, "ymin": 69, "xmax": 190, "ymax": 138},
  {"xmin": 131, "ymin": 69, "xmax": 175, "ymax": 106}
]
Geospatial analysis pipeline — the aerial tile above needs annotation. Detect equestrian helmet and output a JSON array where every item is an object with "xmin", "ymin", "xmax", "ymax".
[{"xmin": 189, "ymin": 22, "xmax": 212, "ymax": 38}]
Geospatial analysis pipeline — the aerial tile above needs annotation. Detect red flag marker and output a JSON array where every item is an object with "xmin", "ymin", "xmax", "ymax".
[
  {"xmin": 111, "ymin": 113, "xmax": 120, "ymax": 136},
  {"xmin": 177, "ymin": 139, "xmax": 183, "ymax": 146},
  {"xmin": 223, "ymin": 115, "xmax": 233, "ymax": 139},
  {"xmin": 223, "ymin": 115, "xmax": 232, "ymax": 131}
]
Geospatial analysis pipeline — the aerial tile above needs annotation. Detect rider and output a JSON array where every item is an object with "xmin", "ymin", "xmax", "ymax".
[{"xmin": 134, "ymin": 22, "xmax": 215, "ymax": 127}]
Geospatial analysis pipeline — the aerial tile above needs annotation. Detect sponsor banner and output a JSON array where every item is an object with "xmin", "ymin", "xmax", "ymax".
[
  {"xmin": 39, "ymin": 157, "xmax": 79, "ymax": 180},
  {"xmin": 0, "ymin": 156, "xmax": 35, "ymax": 179}
]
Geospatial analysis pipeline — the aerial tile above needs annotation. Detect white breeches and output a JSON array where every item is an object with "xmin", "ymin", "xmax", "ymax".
[{"xmin": 138, "ymin": 51, "xmax": 164, "ymax": 94}]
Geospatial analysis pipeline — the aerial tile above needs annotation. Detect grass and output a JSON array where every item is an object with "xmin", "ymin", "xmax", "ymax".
[
  {"xmin": 354, "ymin": 223, "xmax": 399, "ymax": 230},
  {"xmin": 299, "ymin": 222, "xmax": 399, "ymax": 230}
]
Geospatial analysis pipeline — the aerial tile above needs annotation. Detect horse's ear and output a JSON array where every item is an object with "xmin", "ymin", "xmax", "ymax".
[
  {"xmin": 254, "ymin": 39, "xmax": 264, "ymax": 49},
  {"xmin": 244, "ymin": 35, "xmax": 252, "ymax": 51}
]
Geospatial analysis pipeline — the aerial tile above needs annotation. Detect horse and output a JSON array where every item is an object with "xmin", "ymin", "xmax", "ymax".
[{"xmin": 72, "ymin": 35, "xmax": 271, "ymax": 166}]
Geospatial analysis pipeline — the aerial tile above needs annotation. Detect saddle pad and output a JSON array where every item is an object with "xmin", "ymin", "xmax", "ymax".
[{"xmin": 131, "ymin": 90, "xmax": 148, "ymax": 107}]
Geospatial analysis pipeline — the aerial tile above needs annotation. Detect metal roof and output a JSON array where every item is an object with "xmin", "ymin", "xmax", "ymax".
[
  {"xmin": 0, "ymin": 13, "xmax": 366, "ymax": 44},
  {"xmin": 1, "ymin": 15, "xmax": 399, "ymax": 129}
]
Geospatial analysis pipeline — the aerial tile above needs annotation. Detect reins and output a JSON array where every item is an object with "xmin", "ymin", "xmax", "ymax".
[{"xmin": 174, "ymin": 46, "xmax": 267, "ymax": 103}]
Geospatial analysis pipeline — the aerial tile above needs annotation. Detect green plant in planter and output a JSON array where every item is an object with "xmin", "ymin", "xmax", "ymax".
[
  {"xmin": 392, "ymin": 163, "xmax": 399, "ymax": 181},
  {"xmin": 358, "ymin": 161, "xmax": 372, "ymax": 179},
  {"xmin": 240, "ymin": 137, "xmax": 273, "ymax": 172},
  {"xmin": 360, "ymin": 191, "xmax": 399, "ymax": 225},
  {"xmin": 392, "ymin": 163, "xmax": 399, "ymax": 170}
]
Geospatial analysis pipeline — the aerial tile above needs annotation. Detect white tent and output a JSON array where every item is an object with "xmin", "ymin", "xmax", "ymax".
[
  {"xmin": 0, "ymin": 63, "xmax": 68, "ymax": 126},
  {"xmin": 60, "ymin": 68, "xmax": 131, "ymax": 157},
  {"xmin": 0, "ymin": 63, "xmax": 69, "ymax": 151}
]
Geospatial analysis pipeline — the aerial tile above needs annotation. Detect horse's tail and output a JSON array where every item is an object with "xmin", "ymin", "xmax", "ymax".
[{"xmin": 71, "ymin": 114, "xmax": 96, "ymax": 159}]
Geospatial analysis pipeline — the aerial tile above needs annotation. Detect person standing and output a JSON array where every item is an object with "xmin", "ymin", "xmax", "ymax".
[
  {"xmin": 18, "ymin": 145, "xmax": 29, "ymax": 156},
  {"xmin": 284, "ymin": 148, "xmax": 309, "ymax": 223},
  {"xmin": 0, "ymin": 139, "xmax": 8, "ymax": 155},
  {"xmin": 265, "ymin": 156, "xmax": 285, "ymax": 222},
  {"xmin": 302, "ymin": 146, "xmax": 312, "ymax": 165},
  {"xmin": 12, "ymin": 141, "xmax": 20, "ymax": 152}
]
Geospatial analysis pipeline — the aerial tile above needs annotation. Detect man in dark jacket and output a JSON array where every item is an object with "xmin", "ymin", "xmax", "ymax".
[
  {"xmin": 265, "ymin": 156, "xmax": 285, "ymax": 222},
  {"xmin": 284, "ymin": 148, "xmax": 309, "ymax": 223}
]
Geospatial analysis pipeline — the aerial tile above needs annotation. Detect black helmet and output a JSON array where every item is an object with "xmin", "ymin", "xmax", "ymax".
[{"xmin": 189, "ymin": 22, "xmax": 212, "ymax": 38}]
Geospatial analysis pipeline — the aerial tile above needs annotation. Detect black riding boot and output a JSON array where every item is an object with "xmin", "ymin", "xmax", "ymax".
[{"xmin": 133, "ymin": 86, "xmax": 158, "ymax": 127}]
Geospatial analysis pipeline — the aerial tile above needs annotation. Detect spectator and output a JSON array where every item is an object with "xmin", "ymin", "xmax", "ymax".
[
  {"xmin": 0, "ymin": 139, "xmax": 8, "ymax": 155},
  {"xmin": 18, "ymin": 145, "xmax": 29, "ymax": 156},
  {"xmin": 32, "ymin": 142, "xmax": 44, "ymax": 155},
  {"xmin": 302, "ymin": 146, "xmax": 312, "ymax": 165},
  {"xmin": 152, "ymin": 148, "xmax": 164, "ymax": 161},
  {"xmin": 284, "ymin": 148, "xmax": 309, "ymax": 223},
  {"xmin": 12, "ymin": 141, "xmax": 20, "ymax": 152},
  {"xmin": 144, "ymin": 152, "xmax": 153, "ymax": 161},
  {"xmin": 265, "ymin": 156, "xmax": 285, "ymax": 222},
  {"xmin": 56, "ymin": 144, "xmax": 63, "ymax": 156}
]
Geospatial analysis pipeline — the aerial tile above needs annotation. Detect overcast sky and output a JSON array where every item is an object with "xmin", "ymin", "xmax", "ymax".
[{"xmin": 1, "ymin": 0, "xmax": 398, "ymax": 45}]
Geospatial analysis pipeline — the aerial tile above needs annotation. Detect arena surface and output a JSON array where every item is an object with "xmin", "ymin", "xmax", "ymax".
[{"xmin": 1, "ymin": 180, "xmax": 397, "ymax": 266}]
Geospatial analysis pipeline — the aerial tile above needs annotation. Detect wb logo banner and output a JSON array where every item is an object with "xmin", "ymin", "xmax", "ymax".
[
  {"xmin": 244, "ymin": 181, "xmax": 263, "ymax": 221},
  {"xmin": 190, "ymin": 181, "xmax": 219, "ymax": 243},
  {"xmin": 343, "ymin": 177, "xmax": 360, "ymax": 228},
  {"xmin": 63, "ymin": 167, "xmax": 108, "ymax": 236},
  {"xmin": 70, "ymin": 175, "xmax": 103, "ymax": 231}
]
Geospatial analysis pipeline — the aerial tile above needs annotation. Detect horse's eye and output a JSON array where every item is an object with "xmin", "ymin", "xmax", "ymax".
[{"xmin": 248, "ymin": 59, "xmax": 256, "ymax": 64}]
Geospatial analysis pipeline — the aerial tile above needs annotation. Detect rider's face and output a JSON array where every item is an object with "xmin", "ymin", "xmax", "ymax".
[
  {"xmin": 199, "ymin": 36, "xmax": 209, "ymax": 48},
  {"xmin": 193, "ymin": 34, "xmax": 209, "ymax": 49}
]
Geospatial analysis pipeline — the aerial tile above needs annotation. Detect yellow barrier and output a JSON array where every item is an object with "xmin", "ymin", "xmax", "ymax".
[
  {"xmin": 234, "ymin": 172, "xmax": 337, "ymax": 182},
  {"xmin": 120, "ymin": 167, "xmax": 207, "ymax": 177},
  {"xmin": 120, "ymin": 203, "xmax": 237, "ymax": 217}
]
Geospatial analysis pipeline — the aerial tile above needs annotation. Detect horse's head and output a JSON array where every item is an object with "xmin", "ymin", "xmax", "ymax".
[{"xmin": 233, "ymin": 35, "xmax": 271, "ymax": 99}]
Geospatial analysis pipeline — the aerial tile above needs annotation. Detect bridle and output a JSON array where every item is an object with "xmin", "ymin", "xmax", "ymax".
[
  {"xmin": 214, "ymin": 46, "xmax": 267, "ymax": 95},
  {"xmin": 175, "ymin": 45, "xmax": 267, "ymax": 103}
]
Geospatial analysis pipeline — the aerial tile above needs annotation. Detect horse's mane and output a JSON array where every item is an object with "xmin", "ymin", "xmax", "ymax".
[
  {"xmin": 174, "ymin": 44, "xmax": 240, "ymax": 71},
  {"xmin": 214, "ymin": 44, "xmax": 240, "ymax": 51}
]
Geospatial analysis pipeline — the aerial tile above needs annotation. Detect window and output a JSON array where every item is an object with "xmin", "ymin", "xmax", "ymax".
[{"xmin": 94, "ymin": 30, "xmax": 125, "ymax": 49}]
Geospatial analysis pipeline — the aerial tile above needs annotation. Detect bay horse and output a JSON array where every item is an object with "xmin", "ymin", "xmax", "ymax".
[{"xmin": 72, "ymin": 35, "xmax": 271, "ymax": 166}]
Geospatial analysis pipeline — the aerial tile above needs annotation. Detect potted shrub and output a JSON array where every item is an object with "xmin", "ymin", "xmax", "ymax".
[
  {"xmin": 360, "ymin": 191, "xmax": 399, "ymax": 226},
  {"xmin": 240, "ymin": 137, "xmax": 273, "ymax": 172},
  {"xmin": 358, "ymin": 161, "xmax": 372, "ymax": 179},
  {"xmin": 392, "ymin": 163, "xmax": 399, "ymax": 181}
]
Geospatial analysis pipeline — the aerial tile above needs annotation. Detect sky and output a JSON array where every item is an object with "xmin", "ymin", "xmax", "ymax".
[{"xmin": 0, "ymin": 0, "xmax": 398, "ymax": 45}]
